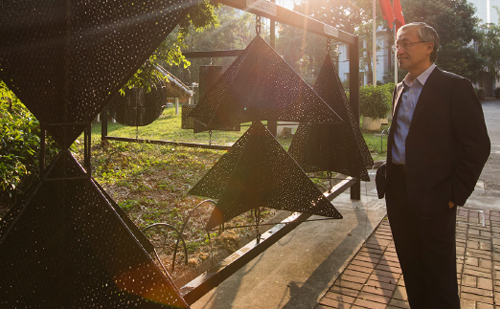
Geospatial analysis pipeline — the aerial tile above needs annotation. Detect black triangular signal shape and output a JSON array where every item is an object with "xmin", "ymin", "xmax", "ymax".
[
  {"xmin": 0, "ymin": 0, "xmax": 198, "ymax": 146},
  {"xmin": 289, "ymin": 55, "xmax": 373, "ymax": 181},
  {"xmin": 189, "ymin": 122, "xmax": 342, "ymax": 230},
  {"xmin": 42, "ymin": 149, "xmax": 87, "ymax": 180},
  {"xmin": 189, "ymin": 36, "xmax": 343, "ymax": 133},
  {"xmin": 0, "ymin": 177, "xmax": 188, "ymax": 308}
]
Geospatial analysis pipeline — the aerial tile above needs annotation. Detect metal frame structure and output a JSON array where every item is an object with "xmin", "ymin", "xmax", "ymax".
[
  {"xmin": 99, "ymin": 2, "xmax": 362, "ymax": 303},
  {"xmin": 100, "ymin": 0, "xmax": 362, "ymax": 199}
]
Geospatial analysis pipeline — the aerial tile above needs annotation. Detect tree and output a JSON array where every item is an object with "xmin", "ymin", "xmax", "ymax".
[
  {"xmin": 277, "ymin": 0, "xmax": 392, "ymax": 84},
  {"xmin": 123, "ymin": 1, "xmax": 220, "ymax": 92},
  {"xmin": 163, "ymin": 6, "xmax": 260, "ymax": 89},
  {"xmin": 400, "ymin": 0, "xmax": 483, "ymax": 83},
  {"xmin": 477, "ymin": 20, "xmax": 500, "ymax": 81}
]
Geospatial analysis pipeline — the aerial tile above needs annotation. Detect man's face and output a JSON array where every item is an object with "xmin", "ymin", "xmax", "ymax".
[{"xmin": 396, "ymin": 27, "xmax": 433, "ymax": 74}]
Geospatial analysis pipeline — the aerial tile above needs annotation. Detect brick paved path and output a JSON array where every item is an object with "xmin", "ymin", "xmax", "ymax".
[{"xmin": 317, "ymin": 208, "xmax": 500, "ymax": 309}]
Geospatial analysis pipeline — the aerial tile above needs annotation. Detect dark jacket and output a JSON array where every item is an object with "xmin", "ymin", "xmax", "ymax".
[{"xmin": 384, "ymin": 67, "xmax": 490, "ymax": 218}]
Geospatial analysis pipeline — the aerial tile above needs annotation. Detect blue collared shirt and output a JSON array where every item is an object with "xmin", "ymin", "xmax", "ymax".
[{"xmin": 392, "ymin": 64, "xmax": 437, "ymax": 165}]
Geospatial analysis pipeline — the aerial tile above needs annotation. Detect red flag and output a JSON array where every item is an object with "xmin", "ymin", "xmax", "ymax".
[
  {"xmin": 393, "ymin": 0, "xmax": 405, "ymax": 32},
  {"xmin": 378, "ymin": 0, "xmax": 395, "ymax": 29}
]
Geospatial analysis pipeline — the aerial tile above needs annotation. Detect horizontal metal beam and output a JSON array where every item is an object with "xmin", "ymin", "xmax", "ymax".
[
  {"xmin": 215, "ymin": 0, "xmax": 356, "ymax": 44},
  {"xmin": 183, "ymin": 50, "xmax": 245, "ymax": 59},
  {"xmin": 180, "ymin": 177, "xmax": 357, "ymax": 305},
  {"xmin": 103, "ymin": 136, "xmax": 231, "ymax": 151}
]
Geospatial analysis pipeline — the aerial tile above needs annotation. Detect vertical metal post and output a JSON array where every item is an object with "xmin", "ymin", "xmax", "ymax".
[
  {"xmin": 85, "ymin": 124, "xmax": 92, "ymax": 179},
  {"xmin": 175, "ymin": 97, "xmax": 180, "ymax": 115},
  {"xmin": 39, "ymin": 124, "xmax": 46, "ymax": 177},
  {"xmin": 349, "ymin": 36, "xmax": 361, "ymax": 200},
  {"xmin": 267, "ymin": 10, "xmax": 278, "ymax": 137},
  {"xmin": 101, "ymin": 106, "xmax": 108, "ymax": 141}
]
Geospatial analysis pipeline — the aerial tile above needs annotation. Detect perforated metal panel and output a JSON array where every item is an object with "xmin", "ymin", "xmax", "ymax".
[
  {"xmin": 108, "ymin": 85, "xmax": 168, "ymax": 127},
  {"xmin": 189, "ymin": 122, "xmax": 342, "ymax": 230},
  {"xmin": 288, "ymin": 55, "xmax": 374, "ymax": 181},
  {"xmin": 0, "ymin": 153, "xmax": 188, "ymax": 308},
  {"xmin": 188, "ymin": 35, "xmax": 343, "ymax": 133},
  {"xmin": 0, "ymin": 0, "xmax": 195, "ymax": 147},
  {"xmin": 0, "ymin": 1, "xmax": 197, "ymax": 307}
]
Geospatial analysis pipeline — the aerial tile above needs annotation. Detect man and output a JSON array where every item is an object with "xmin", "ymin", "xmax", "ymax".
[{"xmin": 378, "ymin": 22, "xmax": 490, "ymax": 308}]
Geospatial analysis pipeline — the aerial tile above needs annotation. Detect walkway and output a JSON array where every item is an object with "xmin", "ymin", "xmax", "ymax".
[{"xmin": 317, "ymin": 208, "xmax": 500, "ymax": 308}]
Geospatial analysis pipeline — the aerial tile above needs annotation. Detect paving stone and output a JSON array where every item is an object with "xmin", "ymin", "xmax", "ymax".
[
  {"xmin": 357, "ymin": 292, "xmax": 391, "ymax": 304},
  {"xmin": 334, "ymin": 278, "xmax": 364, "ymax": 291},
  {"xmin": 460, "ymin": 298, "xmax": 476, "ymax": 309},
  {"xmin": 461, "ymin": 292, "xmax": 494, "ymax": 304},
  {"xmin": 316, "ymin": 301, "xmax": 351, "ymax": 309},
  {"xmin": 467, "ymin": 257, "xmax": 480, "ymax": 266},
  {"xmin": 346, "ymin": 264, "xmax": 373, "ymax": 275},
  {"xmin": 388, "ymin": 298, "xmax": 411, "ymax": 308},
  {"xmin": 477, "ymin": 302, "xmax": 495, "ymax": 309},
  {"xmin": 322, "ymin": 292, "xmax": 355, "ymax": 304},
  {"xmin": 353, "ymin": 298, "xmax": 387, "ymax": 309},
  {"xmin": 341, "ymin": 273, "xmax": 368, "ymax": 284},
  {"xmin": 392, "ymin": 286, "xmax": 408, "ymax": 301},
  {"xmin": 374, "ymin": 269, "xmax": 400, "ymax": 279},
  {"xmin": 351, "ymin": 259, "xmax": 377, "ymax": 269},
  {"xmin": 375, "ymin": 264, "xmax": 402, "ymax": 274},
  {"xmin": 462, "ymin": 285, "xmax": 494, "ymax": 297},
  {"xmin": 365, "ymin": 279, "xmax": 397, "ymax": 291},
  {"xmin": 378, "ymin": 259, "xmax": 401, "ymax": 268},
  {"xmin": 328, "ymin": 286, "xmax": 359, "ymax": 298},
  {"xmin": 361, "ymin": 285, "xmax": 394, "ymax": 298},
  {"xmin": 369, "ymin": 273, "xmax": 399, "ymax": 285},
  {"xmin": 355, "ymin": 254, "xmax": 381, "ymax": 264},
  {"xmin": 478, "ymin": 277, "xmax": 493, "ymax": 290},
  {"xmin": 463, "ymin": 274, "xmax": 478, "ymax": 287},
  {"xmin": 481, "ymin": 259, "xmax": 493, "ymax": 269},
  {"xmin": 463, "ymin": 268, "xmax": 493, "ymax": 279},
  {"xmin": 469, "ymin": 241, "xmax": 482, "ymax": 250}
]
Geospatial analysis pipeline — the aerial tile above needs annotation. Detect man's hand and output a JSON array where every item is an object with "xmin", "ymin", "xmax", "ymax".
[{"xmin": 448, "ymin": 201, "xmax": 455, "ymax": 209}]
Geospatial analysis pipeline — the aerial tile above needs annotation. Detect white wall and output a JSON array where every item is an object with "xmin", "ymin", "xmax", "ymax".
[{"xmin": 337, "ymin": 29, "xmax": 392, "ymax": 86}]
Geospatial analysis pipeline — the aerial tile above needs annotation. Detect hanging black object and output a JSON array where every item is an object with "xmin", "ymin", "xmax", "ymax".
[
  {"xmin": 289, "ymin": 55, "xmax": 374, "ymax": 181},
  {"xmin": 108, "ymin": 83, "xmax": 167, "ymax": 127},
  {"xmin": 188, "ymin": 36, "xmax": 343, "ymax": 133},
  {"xmin": 0, "ymin": 0, "xmax": 196, "ymax": 148},
  {"xmin": 0, "ymin": 151, "xmax": 189, "ymax": 308},
  {"xmin": 189, "ymin": 122, "xmax": 343, "ymax": 230},
  {"xmin": 0, "ymin": 0, "xmax": 200, "ymax": 307}
]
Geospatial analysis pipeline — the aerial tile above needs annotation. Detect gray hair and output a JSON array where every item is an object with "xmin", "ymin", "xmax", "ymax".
[{"xmin": 398, "ymin": 22, "xmax": 440, "ymax": 62}]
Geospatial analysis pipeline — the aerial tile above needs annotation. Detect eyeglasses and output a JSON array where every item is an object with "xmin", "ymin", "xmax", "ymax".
[{"xmin": 392, "ymin": 41, "xmax": 428, "ymax": 51}]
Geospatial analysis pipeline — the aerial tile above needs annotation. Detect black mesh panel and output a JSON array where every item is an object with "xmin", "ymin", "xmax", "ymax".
[
  {"xmin": 188, "ymin": 36, "xmax": 343, "ymax": 133},
  {"xmin": 189, "ymin": 122, "xmax": 342, "ymax": 230},
  {"xmin": 0, "ymin": 0, "xmax": 196, "ymax": 147},
  {"xmin": 289, "ymin": 55, "xmax": 374, "ymax": 181}
]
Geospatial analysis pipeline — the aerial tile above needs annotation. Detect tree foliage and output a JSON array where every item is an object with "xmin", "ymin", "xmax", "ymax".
[
  {"xmin": 123, "ymin": 1, "xmax": 220, "ymax": 92},
  {"xmin": 162, "ymin": 6, "xmax": 272, "ymax": 98},
  {"xmin": 0, "ymin": 81, "xmax": 59, "ymax": 206},
  {"xmin": 400, "ymin": 0, "xmax": 483, "ymax": 83},
  {"xmin": 276, "ymin": 0, "xmax": 391, "ymax": 84},
  {"xmin": 477, "ymin": 15, "xmax": 500, "ymax": 80}
]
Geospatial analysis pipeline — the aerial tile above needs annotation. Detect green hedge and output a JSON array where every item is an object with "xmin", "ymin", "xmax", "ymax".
[
  {"xmin": 0, "ymin": 81, "xmax": 58, "ymax": 206},
  {"xmin": 359, "ymin": 84, "xmax": 393, "ymax": 119}
]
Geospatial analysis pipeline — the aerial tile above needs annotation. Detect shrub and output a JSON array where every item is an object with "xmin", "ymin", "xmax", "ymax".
[
  {"xmin": 494, "ymin": 87, "xmax": 500, "ymax": 99},
  {"xmin": 0, "ymin": 81, "xmax": 58, "ymax": 206},
  {"xmin": 359, "ymin": 85, "xmax": 392, "ymax": 119},
  {"xmin": 477, "ymin": 88, "xmax": 486, "ymax": 100}
]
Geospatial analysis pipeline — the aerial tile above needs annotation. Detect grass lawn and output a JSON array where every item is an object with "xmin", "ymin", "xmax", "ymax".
[{"xmin": 95, "ymin": 107, "xmax": 389, "ymax": 160}]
